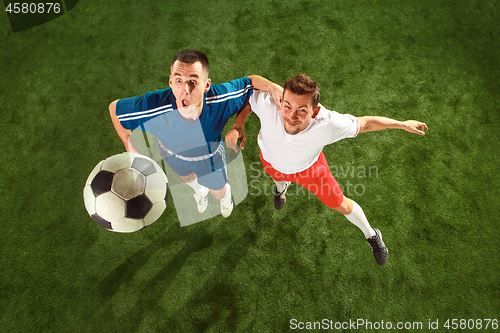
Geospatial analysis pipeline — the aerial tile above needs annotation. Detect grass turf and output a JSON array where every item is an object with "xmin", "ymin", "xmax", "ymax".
[{"xmin": 1, "ymin": 0, "xmax": 499, "ymax": 332}]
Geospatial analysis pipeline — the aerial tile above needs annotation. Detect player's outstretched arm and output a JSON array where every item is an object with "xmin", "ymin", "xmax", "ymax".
[
  {"xmin": 357, "ymin": 116, "xmax": 428, "ymax": 135},
  {"xmin": 225, "ymin": 102, "xmax": 252, "ymax": 152},
  {"xmin": 109, "ymin": 100, "xmax": 139, "ymax": 153},
  {"xmin": 248, "ymin": 75, "xmax": 283, "ymax": 109}
]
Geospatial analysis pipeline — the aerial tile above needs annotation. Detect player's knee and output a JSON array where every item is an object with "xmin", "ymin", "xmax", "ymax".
[
  {"xmin": 179, "ymin": 172, "xmax": 197, "ymax": 183},
  {"xmin": 210, "ymin": 185, "xmax": 226, "ymax": 200},
  {"xmin": 333, "ymin": 196, "xmax": 353, "ymax": 215}
]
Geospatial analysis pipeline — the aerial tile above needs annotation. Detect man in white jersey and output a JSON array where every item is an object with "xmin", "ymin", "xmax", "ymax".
[{"xmin": 227, "ymin": 73, "xmax": 428, "ymax": 265}]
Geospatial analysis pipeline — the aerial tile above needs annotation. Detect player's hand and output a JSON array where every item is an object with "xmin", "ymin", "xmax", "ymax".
[
  {"xmin": 225, "ymin": 128, "xmax": 246, "ymax": 152},
  {"xmin": 403, "ymin": 120, "xmax": 428, "ymax": 135},
  {"xmin": 248, "ymin": 75, "xmax": 283, "ymax": 110},
  {"xmin": 270, "ymin": 84, "xmax": 283, "ymax": 110}
]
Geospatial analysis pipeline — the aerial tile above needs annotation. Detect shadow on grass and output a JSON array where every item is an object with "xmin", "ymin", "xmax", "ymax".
[
  {"xmin": 95, "ymin": 229, "xmax": 213, "ymax": 301},
  {"xmin": 157, "ymin": 211, "xmax": 270, "ymax": 332},
  {"xmin": 85, "ymin": 193, "xmax": 272, "ymax": 332},
  {"xmin": 83, "ymin": 223, "xmax": 213, "ymax": 331}
]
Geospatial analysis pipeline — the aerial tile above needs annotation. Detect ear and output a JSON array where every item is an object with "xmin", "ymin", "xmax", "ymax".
[
  {"xmin": 312, "ymin": 105, "xmax": 321, "ymax": 118},
  {"xmin": 168, "ymin": 75, "xmax": 173, "ymax": 88},
  {"xmin": 204, "ymin": 78, "xmax": 211, "ymax": 92}
]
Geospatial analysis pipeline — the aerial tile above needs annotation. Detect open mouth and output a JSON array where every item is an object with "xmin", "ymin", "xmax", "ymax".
[{"xmin": 181, "ymin": 99, "xmax": 190, "ymax": 108}]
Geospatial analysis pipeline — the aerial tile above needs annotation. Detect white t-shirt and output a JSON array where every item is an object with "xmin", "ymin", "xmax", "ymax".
[{"xmin": 249, "ymin": 90, "xmax": 360, "ymax": 174}]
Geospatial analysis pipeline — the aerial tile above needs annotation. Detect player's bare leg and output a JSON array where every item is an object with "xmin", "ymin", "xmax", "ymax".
[{"xmin": 335, "ymin": 196, "xmax": 388, "ymax": 265}]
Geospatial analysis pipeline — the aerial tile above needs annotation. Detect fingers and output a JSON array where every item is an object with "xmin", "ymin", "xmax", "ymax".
[
  {"xmin": 415, "ymin": 129, "xmax": 426, "ymax": 135},
  {"xmin": 228, "ymin": 143, "xmax": 239, "ymax": 152},
  {"xmin": 405, "ymin": 120, "xmax": 428, "ymax": 135},
  {"xmin": 240, "ymin": 135, "xmax": 246, "ymax": 150},
  {"xmin": 276, "ymin": 91, "xmax": 283, "ymax": 110},
  {"xmin": 226, "ymin": 140, "xmax": 239, "ymax": 152},
  {"xmin": 225, "ymin": 129, "xmax": 239, "ymax": 152},
  {"xmin": 225, "ymin": 128, "xmax": 247, "ymax": 152},
  {"xmin": 415, "ymin": 122, "xmax": 428, "ymax": 135},
  {"xmin": 226, "ymin": 139, "xmax": 239, "ymax": 152},
  {"xmin": 270, "ymin": 84, "xmax": 283, "ymax": 110},
  {"xmin": 410, "ymin": 125, "xmax": 425, "ymax": 135},
  {"xmin": 274, "ymin": 93, "xmax": 282, "ymax": 110}
]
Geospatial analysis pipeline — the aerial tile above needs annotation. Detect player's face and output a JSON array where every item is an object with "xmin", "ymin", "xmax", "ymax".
[
  {"xmin": 281, "ymin": 91, "xmax": 320, "ymax": 135},
  {"xmin": 169, "ymin": 60, "xmax": 211, "ymax": 118}
]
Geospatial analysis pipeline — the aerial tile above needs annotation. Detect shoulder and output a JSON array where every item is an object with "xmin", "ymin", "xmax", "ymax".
[
  {"xmin": 117, "ymin": 88, "xmax": 173, "ymax": 109},
  {"xmin": 249, "ymin": 90, "xmax": 276, "ymax": 117},
  {"xmin": 313, "ymin": 105, "xmax": 359, "ymax": 138},
  {"xmin": 214, "ymin": 77, "xmax": 251, "ymax": 91},
  {"xmin": 316, "ymin": 105, "xmax": 351, "ymax": 121},
  {"xmin": 207, "ymin": 77, "xmax": 252, "ymax": 101},
  {"xmin": 144, "ymin": 88, "xmax": 175, "ymax": 105},
  {"xmin": 250, "ymin": 90, "xmax": 274, "ymax": 107},
  {"xmin": 116, "ymin": 88, "xmax": 175, "ymax": 121}
]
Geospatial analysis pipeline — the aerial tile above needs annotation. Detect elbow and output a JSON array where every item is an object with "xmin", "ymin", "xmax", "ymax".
[
  {"xmin": 358, "ymin": 119, "xmax": 372, "ymax": 133},
  {"xmin": 109, "ymin": 100, "xmax": 119, "ymax": 115}
]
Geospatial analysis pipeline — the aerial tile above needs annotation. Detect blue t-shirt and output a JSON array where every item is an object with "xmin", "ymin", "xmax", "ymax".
[{"xmin": 116, "ymin": 77, "xmax": 252, "ymax": 158}]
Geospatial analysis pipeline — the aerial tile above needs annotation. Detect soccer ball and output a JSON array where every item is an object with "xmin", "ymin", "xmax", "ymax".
[{"xmin": 83, "ymin": 152, "xmax": 169, "ymax": 232}]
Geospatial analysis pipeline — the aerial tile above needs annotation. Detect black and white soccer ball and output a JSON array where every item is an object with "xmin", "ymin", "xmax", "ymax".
[{"xmin": 83, "ymin": 152, "xmax": 169, "ymax": 233}]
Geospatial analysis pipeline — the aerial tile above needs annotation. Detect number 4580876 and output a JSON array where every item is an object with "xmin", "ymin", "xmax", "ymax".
[
  {"xmin": 5, "ymin": 3, "xmax": 61, "ymax": 14},
  {"xmin": 444, "ymin": 319, "xmax": 498, "ymax": 330}
]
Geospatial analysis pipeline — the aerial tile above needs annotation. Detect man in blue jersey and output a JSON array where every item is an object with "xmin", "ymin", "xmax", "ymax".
[{"xmin": 109, "ymin": 49, "xmax": 279, "ymax": 218}]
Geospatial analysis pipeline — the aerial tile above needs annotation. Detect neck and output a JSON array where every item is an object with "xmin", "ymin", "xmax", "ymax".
[{"xmin": 176, "ymin": 102, "xmax": 202, "ymax": 121}]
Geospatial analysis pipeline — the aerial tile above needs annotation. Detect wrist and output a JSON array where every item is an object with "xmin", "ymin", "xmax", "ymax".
[
  {"xmin": 400, "ymin": 120, "xmax": 410, "ymax": 130},
  {"xmin": 232, "ymin": 125, "xmax": 244, "ymax": 133}
]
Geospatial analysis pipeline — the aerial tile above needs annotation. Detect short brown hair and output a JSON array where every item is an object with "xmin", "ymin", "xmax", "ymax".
[
  {"xmin": 283, "ymin": 73, "xmax": 320, "ymax": 108},
  {"xmin": 171, "ymin": 49, "xmax": 209, "ymax": 78}
]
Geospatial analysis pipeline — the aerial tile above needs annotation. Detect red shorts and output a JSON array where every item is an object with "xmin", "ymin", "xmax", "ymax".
[{"xmin": 260, "ymin": 151, "xmax": 344, "ymax": 208}]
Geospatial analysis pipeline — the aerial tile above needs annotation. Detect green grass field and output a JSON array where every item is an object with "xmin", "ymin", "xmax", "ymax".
[{"xmin": 1, "ymin": 0, "xmax": 499, "ymax": 332}]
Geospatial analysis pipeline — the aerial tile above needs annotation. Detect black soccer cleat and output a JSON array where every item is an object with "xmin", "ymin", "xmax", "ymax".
[
  {"xmin": 274, "ymin": 188, "xmax": 287, "ymax": 210},
  {"xmin": 367, "ymin": 228, "xmax": 389, "ymax": 266}
]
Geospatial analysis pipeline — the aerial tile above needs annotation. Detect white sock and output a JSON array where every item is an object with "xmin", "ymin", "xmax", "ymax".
[
  {"xmin": 344, "ymin": 200, "xmax": 376, "ymax": 239},
  {"xmin": 186, "ymin": 178, "xmax": 207, "ymax": 196},
  {"xmin": 274, "ymin": 180, "xmax": 291, "ymax": 194},
  {"xmin": 221, "ymin": 183, "xmax": 231, "ymax": 201}
]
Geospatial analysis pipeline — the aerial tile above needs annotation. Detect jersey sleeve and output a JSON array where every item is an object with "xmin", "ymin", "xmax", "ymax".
[
  {"xmin": 206, "ymin": 77, "xmax": 253, "ymax": 118},
  {"xmin": 203, "ymin": 77, "xmax": 253, "ymax": 142},
  {"xmin": 327, "ymin": 109, "xmax": 360, "ymax": 143},
  {"xmin": 116, "ymin": 89, "xmax": 173, "ymax": 130},
  {"xmin": 249, "ymin": 90, "xmax": 275, "ymax": 118}
]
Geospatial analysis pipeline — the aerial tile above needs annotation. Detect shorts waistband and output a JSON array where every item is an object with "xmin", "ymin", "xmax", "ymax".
[{"xmin": 159, "ymin": 140, "xmax": 223, "ymax": 162}]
